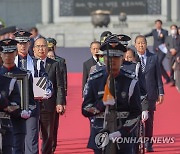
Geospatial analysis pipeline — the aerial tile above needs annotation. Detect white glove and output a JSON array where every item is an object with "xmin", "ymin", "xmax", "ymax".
[
  {"xmin": 21, "ymin": 110, "xmax": 31, "ymax": 119},
  {"xmin": 142, "ymin": 111, "xmax": 149, "ymax": 122},
  {"xmin": 42, "ymin": 89, "xmax": 52, "ymax": 99},
  {"xmin": 103, "ymin": 97, "xmax": 115, "ymax": 106},
  {"xmin": 109, "ymin": 131, "xmax": 121, "ymax": 140}
]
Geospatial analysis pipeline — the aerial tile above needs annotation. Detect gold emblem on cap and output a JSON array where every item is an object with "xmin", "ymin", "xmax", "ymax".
[
  {"xmin": 118, "ymin": 36, "xmax": 123, "ymax": 40},
  {"xmin": 110, "ymin": 43, "xmax": 118, "ymax": 48},
  {"xmin": 3, "ymin": 40, "xmax": 11, "ymax": 45},
  {"xmin": 19, "ymin": 31, "xmax": 25, "ymax": 35}
]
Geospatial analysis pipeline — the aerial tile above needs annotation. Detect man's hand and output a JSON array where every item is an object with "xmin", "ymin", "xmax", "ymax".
[
  {"xmin": 156, "ymin": 95, "xmax": 164, "ymax": 105},
  {"xmin": 21, "ymin": 110, "xmax": 31, "ymax": 119},
  {"xmin": 56, "ymin": 105, "xmax": 66, "ymax": 115},
  {"xmin": 170, "ymin": 48, "xmax": 177, "ymax": 56},
  {"xmin": 159, "ymin": 33, "xmax": 163, "ymax": 38}
]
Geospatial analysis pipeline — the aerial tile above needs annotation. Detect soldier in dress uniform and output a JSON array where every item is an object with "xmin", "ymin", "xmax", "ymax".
[
  {"xmin": 14, "ymin": 29, "xmax": 41, "ymax": 154},
  {"xmin": 0, "ymin": 44, "xmax": 20, "ymax": 154},
  {"xmin": 82, "ymin": 35, "xmax": 143, "ymax": 154},
  {"xmin": 0, "ymin": 38, "xmax": 35, "ymax": 154}
]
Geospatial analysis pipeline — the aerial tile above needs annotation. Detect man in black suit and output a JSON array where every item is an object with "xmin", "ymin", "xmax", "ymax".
[
  {"xmin": 165, "ymin": 24, "xmax": 180, "ymax": 86},
  {"xmin": 46, "ymin": 37, "xmax": 67, "ymax": 152},
  {"xmin": 135, "ymin": 35, "xmax": 164, "ymax": 152},
  {"xmin": 82, "ymin": 41, "xmax": 100, "ymax": 91},
  {"xmin": 145, "ymin": 19, "xmax": 170, "ymax": 84},
  {"xmin": 33, "ymin": 37, "xmax": 66, "ymax": 154}
]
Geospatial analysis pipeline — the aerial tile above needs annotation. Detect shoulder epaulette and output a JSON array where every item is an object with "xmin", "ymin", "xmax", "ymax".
[
  {"xmin": 89, "ymin": 68, "xmax": 104, "ymax": 80},
  {"xmin": 120, "ymin": 67, "xmax": 136, "ymax": 79}
]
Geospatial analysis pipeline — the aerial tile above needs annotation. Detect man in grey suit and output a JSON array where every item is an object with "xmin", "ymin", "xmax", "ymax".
[
  {"xmin": 145, "ymin": 19, "xmax": 170, "ymax": 84},
  {"xmin": 135, "ymin": 35, "xmax": 164, "ymax": 152},
  {"xmin": 165, "ymin": 24, "xmax": 180, "ymax": 86}
]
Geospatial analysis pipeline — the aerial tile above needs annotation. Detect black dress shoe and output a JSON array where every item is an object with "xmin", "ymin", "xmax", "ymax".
[{"xmin": 146, "ymin": 146, "xmax": 154, "ymax": 152}]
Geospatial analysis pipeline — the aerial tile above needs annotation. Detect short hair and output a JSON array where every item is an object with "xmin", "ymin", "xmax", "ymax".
[
  {"xmin": 155, "ymin": 19, "xmax": 162, "ymax": 25},
  {"xmin": 126, "ymin": 48, "xmax": 135, "ymax": 57},
  {"xmin": 170, "ymin": 24, "xmax": 178, "ymax": 29},
  {"xmin": 134, "ymin": 35, "xmax": 147, "ymax": 44},
  {"xmin": 34, "ymin": 37, "xmax": 47, "ymax": 45},
  {"xmin": 90, "ymin": 41, "xmax": 100, "ymax": 48},
  {"xmin": 29, "ymin": 27, "xmax": 38, "ymax": 33}
]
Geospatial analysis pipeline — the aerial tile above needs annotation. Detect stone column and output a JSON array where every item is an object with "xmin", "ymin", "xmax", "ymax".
[
  {"xmin": 171, "ymin": 0, "xmax": 179, "ymax": 22},
  {"xmin": 41, "ymin": 0, "xmax": 51, "ymax": 24},
  {"xmin": 161, "ymin": 0, "xmax": 170, "ymax": 21},
  {"xmin": 177, "ymin": 0, "xmax": 180, "ymax": 21},
  {"xmin": 166, "ymin": 0, "xmax": 171, "ymax": 21}
]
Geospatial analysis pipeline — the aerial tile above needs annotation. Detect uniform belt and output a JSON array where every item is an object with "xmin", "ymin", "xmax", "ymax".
[
  {"xmin": 0, "ymin": 112, "xmax": 10, "ymax": 119},
  {"xmin": 95, "ymin": 111, "xmax": 129, "ymax": 119}
]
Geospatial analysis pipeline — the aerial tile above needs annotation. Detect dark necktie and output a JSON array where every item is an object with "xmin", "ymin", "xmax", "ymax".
[
  {"xmin": 33, "ymin": 58, "xmax": 38, "ymax": 77},
  {"xmin": 140, "ymin": 56, "xmax": 145, "ymax": 72},
  {"xmin": 39, "ymin": 60, "xmax": 45, "ymax": 77},
  {"xmin": 172, "ymin": 36, "xmax": 176, "ymax": 47}
]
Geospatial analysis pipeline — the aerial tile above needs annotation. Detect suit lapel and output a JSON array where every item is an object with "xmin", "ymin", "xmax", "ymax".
[
  {"xmin": 91, "ymin": 57, "xmax": 97, "ymax": 65},
  {"xmin": 45, "ymin": 58, "xmax": 52, "ymax": 73},
  {"xmin": 145, "ymin": 50, "xmax": 152, "ymax": 73}
]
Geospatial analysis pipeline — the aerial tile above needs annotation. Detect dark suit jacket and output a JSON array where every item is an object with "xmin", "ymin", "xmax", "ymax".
[
  {"xmin": 55, "ymin": 55, "xmax": 67, "ymax": 96},
  {"xmin": 145, "ymin": 28, "xmax": 168, "ymax": 51},
  {"xmin": 165, "ymin": 35, "xmax": 180, "ymax": 59},
  {"xmin": 136, "ymin": 50, "xmax": 164, "ymax": 110},
  {"xmin": 82, "ymin": 57, "xmax": 97, "ymax": 90},
  {"xmin": 41, "ymin": 58, "xmax": 65, "ymax": 112}
]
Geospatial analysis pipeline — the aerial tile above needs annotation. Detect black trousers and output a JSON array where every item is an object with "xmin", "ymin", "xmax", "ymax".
[
  {"xmin": 2, "ymin": 119, "xmax": 13, "ymax": 154},
  {"xmin": 52, "ymin": 112, "xmax": 60, "ymax": 150},
  {"xmin": 157, "ymin": 50, "xmax": 170, "ymax": 81},
  {"xmin": 40, "ymin": 110, "xmax": 55, "ymax": 154},
  {"xmin": 145, "ymin": 110, "xmax": 154, "ymax": 147},
  {"xmin": 169, "ymin": 56, "xmax": 176, "ymax": 83}
]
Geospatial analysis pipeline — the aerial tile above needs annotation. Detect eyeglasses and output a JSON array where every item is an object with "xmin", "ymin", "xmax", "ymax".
[{"xmin": 34, "ymin": 45, "xmax": 47, "ymax": 49}]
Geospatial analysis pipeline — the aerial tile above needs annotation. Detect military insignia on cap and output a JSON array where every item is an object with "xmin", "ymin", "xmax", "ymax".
[
  {"xmin": 19, "ymin": 31, "xmax": 25, "ymax": 35},
  {"xmin": 3, "ymin": 40, "xmax": 11, "ymax": 45},
  {"xmin": 110, "ymin": 43, "xmax": 118, "ymax": 48},
  {"xmin": 121, "ymin": 91, "xmax": 126, "ymax": 98},
  {"xmin": 118, "ymin": 36, "xmax": 123, "ymax": 40}
]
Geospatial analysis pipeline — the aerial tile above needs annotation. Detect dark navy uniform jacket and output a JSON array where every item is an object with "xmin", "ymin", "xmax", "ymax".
[
  {"xmin": 0, "ymin": 65, "xmax": 35, "ymax": 107},
  {"xmin": 82, "ymin": 67, "xmax": 142, "ymax": 149},
  {"xmin": 0, "ymin": 75, "xmax": 21, "ymax": 150},
  {"xmin": 0, "ymin": 65, "xmax": 36, "ymax": 134},
  {"xmin": 0, "ymin": 75, "xmax": 20, "ymax": 110},
  {"xmin": 121, "ymin": 61, "xmax": 148, "ymax": 111}
]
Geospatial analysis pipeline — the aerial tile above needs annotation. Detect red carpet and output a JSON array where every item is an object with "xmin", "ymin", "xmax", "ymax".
[{"xmin": 53, "ymin": 73, "xmax": 180, "ymax": 154}]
